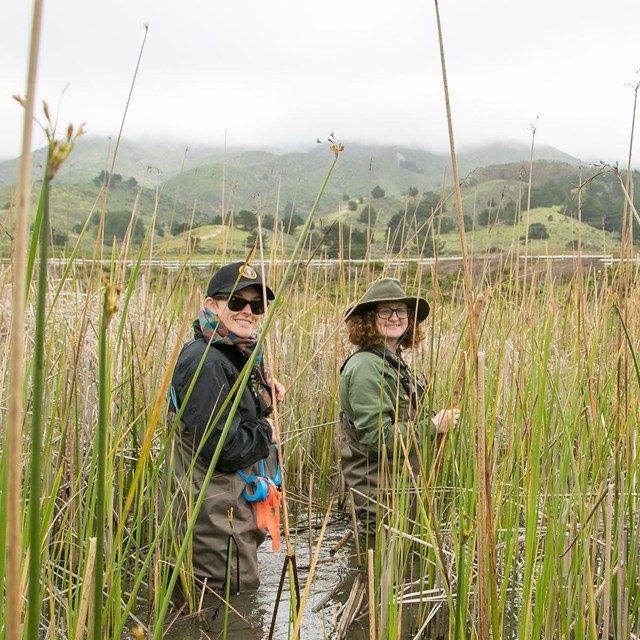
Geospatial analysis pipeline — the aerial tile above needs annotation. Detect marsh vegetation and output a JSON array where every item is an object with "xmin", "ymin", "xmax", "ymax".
[{"xmin": 2, "ymin": 136, "xmax": 640, "ymax": 638}]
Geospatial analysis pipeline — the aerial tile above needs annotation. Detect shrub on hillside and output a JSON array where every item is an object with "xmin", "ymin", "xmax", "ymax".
[
  {"xmin": 521, "ymin": 222, "xmax": 549, "ymax": 241},
  {"xmin": 358, "ymin": 207, "xmax": 376, "ymax": 224},
  {"xmin": 92, "ymin": 210, "xmax": 145, "ymax": 245}
]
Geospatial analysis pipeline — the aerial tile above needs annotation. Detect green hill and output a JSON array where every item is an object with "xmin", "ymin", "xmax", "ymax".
[{"xmin": 0, "ymin": 137, "xmax": 635, "ymax": 259}]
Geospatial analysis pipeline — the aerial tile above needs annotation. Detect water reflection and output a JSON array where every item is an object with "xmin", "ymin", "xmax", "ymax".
[{"xmin": 163, "ymin": 518, "xmax": 357, "ymax": 639}]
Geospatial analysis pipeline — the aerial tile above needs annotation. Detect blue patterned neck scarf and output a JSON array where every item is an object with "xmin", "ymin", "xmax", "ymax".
[{"xmin": 197, "ymin": 306, "xmax": 263, "ymax": 364}]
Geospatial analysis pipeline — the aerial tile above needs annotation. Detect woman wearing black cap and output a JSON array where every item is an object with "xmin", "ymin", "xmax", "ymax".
[
  {"xmin": 339, "ymin": 278, "xmax": 459, "ymax": 538},
  {"xmin": 167, "ymin": 261, "xmax": 284, "ymax": 592}
]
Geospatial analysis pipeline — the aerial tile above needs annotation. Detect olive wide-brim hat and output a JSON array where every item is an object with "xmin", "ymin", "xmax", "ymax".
[{"xmin": 345, "ymin": 278, "xmax": 430, "ymax": 322}]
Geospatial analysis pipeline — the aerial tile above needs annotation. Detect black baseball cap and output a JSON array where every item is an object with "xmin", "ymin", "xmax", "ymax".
[{"xmin": 206, "ymin": 261, "xmax": 275, "ymax": 300}]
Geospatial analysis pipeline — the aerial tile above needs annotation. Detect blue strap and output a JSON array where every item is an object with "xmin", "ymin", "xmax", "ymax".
[
  {"xmin": 237, "ymin": 460, "xmax": 270, "ymax": 502},
  {"xmin": 237, "ymin": 446, "xmax": 281, "ymax": 501},
  {"xmin": 169, "ymin": 385, "xmax": 179, "ymax": 412},
  {"xmin": 272, "ymin": 452, "xmax": 281, "ymax": 487}
]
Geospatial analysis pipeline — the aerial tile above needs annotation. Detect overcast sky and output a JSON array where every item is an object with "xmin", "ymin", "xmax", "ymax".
[{"xmin": 2, "ymin": 0, "xmax": 640, "ymax": 166}]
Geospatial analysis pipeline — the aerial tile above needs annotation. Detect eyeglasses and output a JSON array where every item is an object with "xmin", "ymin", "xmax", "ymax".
[
  {"xmin": 213, "ymin": 295, "xmax": 266, "ymax": 315},
  {"xmin": 375, "ymin": 306, "xmax": 411, "ymax": 319}
]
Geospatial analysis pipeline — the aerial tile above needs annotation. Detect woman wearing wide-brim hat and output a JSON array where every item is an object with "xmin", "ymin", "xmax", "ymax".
[{"xmin": 339, "ymin": 278, "xmax": 459, "ymax": 539}]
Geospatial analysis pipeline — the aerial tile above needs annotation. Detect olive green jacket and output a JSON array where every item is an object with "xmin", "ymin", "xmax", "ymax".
[{"xmin": 339, "ymin": 344, "xmax": 434, "ymax": 455}]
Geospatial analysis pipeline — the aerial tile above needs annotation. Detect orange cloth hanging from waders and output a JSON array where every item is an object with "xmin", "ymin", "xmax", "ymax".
[{"xmin": 237, "ymin": 453, "xmax": 282, "ymax": 551}]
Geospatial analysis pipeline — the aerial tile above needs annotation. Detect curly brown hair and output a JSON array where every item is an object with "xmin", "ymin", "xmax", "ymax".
[{"xmin": 345, "ymin": 307, "xmax": 426, "ymax": 350}]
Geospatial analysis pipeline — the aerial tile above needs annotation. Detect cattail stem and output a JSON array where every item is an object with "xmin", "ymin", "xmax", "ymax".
[{"xmin": 26, "ymin": 158, "xmax": 52, "ymax": 640}]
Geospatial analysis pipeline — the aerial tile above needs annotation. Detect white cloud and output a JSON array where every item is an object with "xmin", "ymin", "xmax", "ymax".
[{"xmin": 2, "ymin": 0, "xmax": 640, "ymax": 166}]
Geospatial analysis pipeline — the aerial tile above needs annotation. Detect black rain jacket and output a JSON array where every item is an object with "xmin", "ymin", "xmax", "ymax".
[{"xmin": 169, "ymin": 322, "xmax": 273, "ymax": 472}]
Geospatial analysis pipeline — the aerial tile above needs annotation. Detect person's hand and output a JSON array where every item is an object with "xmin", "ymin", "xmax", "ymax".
[
  {"xmin": 269, "ymin": 377, "xmax": 286, "ymax": 402},
  {"xmin": 432, "ymin": 408, "xmax": 461, "ymax": 434}
]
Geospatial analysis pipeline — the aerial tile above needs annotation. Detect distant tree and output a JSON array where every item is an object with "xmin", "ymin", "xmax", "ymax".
[
  {"xmin": 387, "ymin": 190, "xmax": 445, "ymax": 256},
  {"xmin": 320, "ymin": 223, "xmax": 368, "ymax": 259},
  {"xmin": 171, "ymin": 220, "xmax": 190, "ymax": 236},
  {"xmin": 371, "ymin": 185, "xmax": 385, "ymax": 199},
  {"xmin": 503, "ymin": 200, "xmax": 519, "ymax": 226},
  {"xmin": 436, "ymin": 216, "xmax": 455, "ymax": 234},
  {"xmin": 463, "ymin": 214, "xmax": 474, "ymax": 231},
  {"xmin": 528, "ymin": 181, "xmax": 570, "ymax": 208},
  {"xmin": 51, "ymin": 227, "xmax": 68, "ymax": 246},
  {"xmin": 347, "ymin": 227, "xmax": 368, "ymax": 259},
  {"xmin": 342, "ymin": 194, "xmax": 350, "ymax": 201},
  {"xmin": 388, "ymin": 190, "xmax": 441, "ymax": 231},
  {"xmin": 101, "ymin": 210, "xmax": 145, "ymax": 245},
  {"xmin": 283, "ymin": 201, "xmax": 297, "ymax": 217},
  {"xmin": 72, "ymin": 222, "xmax": 84, "ymax": 234},
  {"xmin": 522, "ymin": 222, "xmax": 549, "ymax": 241},
  {"xmin": 348, "ymin": 200, "xmax": 358, "ymax": 211},
  {"xmin": 478, "ymin": 207, "xmax": 499, "ymax": 227},
  {"xmin": 283, "ymin": 212, "xmax": 304, "ymax": 233},
  {"xmin": 407, "ymin": 186, "xmax": 419, "ymax": 198},
  {"xmin": 236, "ymin": 209, "xmax": 257, "ymax": 231},
  {"xmin": 262, "ymin": 211, "xmax": 303, "ymax": 234},
  {"xmin": 565, "ymin": 171, "xmax": 640, "ymax": 238},
  {"xmin": 359, "ymin": 207, "xmax": 376, "ymax": 224},
  {"xmin": 262, "ymin": 214, "xmax": 276, "ymax": 231},
  {"xmin": 125, "ymin": 176, "xmax": 138, "ymax": 188},
  {"xmin": 244, "ymin": 230, "xmax": 268, "ymax": 250},
  {"xmin": 93, "ymin": 171, "xmax": 123, "ymax": 187}
]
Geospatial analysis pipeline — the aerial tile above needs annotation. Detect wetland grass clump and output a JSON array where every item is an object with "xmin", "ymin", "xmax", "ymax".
[{"xmin": 2, "ymin": 135, "xmax": 640, "ymax": 639}]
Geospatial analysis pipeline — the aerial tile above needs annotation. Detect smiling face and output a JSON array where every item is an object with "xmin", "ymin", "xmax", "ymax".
[
  {"xmin": 374, "ymin": 303, "xmax": 410, "ymax": 350},
  {"xmin": 205, "ymin": 285, "xmax": 263, "ymax": 338}
]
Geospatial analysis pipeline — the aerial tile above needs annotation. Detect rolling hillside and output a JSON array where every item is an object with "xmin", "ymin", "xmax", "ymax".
[{"xmin": 0, "ymin": 136, "xmax": 634, "ymax": 259}]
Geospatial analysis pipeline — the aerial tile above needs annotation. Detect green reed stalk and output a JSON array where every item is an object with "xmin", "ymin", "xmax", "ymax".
[
  {"xmin": 93, "ymin": 281, "xmax": 118, "ymax": 640},
  {"xmin": 223, "ymin": 515, "xmax": 233, "ymax": 640},
  {"xmin": 25, "ymin": 146, "xmax": 53, "ymax": 640}
]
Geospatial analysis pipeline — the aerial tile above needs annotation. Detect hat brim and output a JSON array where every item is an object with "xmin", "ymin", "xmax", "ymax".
[{"xmin": 346, "ymin": 295, "xmax": 430, "ymax": 323}]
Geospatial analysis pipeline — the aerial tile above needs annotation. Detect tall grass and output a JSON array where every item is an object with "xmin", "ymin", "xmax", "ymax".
[
  {"xmin": 5, "ymin": 1, "xmax": 44, "ymax": 638},
  {"xmin": 2, "ymin": 133, "xmax": 640, "ymax": 639}
]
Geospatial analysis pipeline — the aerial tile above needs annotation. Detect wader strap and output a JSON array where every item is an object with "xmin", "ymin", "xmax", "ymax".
[
  {"xmin": 169, "ymin": 385, "xmax": 180, "ymax": 413},
  {"xmin": 236, "ymin": 446, "xmax": 281, "ymax": 502}
]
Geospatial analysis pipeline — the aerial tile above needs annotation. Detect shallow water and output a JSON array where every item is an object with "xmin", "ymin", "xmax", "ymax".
[
  {"xmin": 161, "ymin": 518, "xmax": 363, "ymax": 639},
  {"xmin": 125, "ymin": 516, "xmax": 450, "ymax": 639}
]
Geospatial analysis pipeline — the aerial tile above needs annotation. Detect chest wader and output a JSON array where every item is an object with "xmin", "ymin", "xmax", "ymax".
[
  {"xmin": 340, "ymin": 411, "xmax": 426, "ymax": 546},
  {"xmin": 339, "ymin": 349, "xmax": 428, "ymax": 542},
  {"xmin": 165, "ymin": 412, "xmax": 278, "ymax": 592},
  {"xmin": 339, "ymin": 411, "xmax": 392, "ymax": 539}
]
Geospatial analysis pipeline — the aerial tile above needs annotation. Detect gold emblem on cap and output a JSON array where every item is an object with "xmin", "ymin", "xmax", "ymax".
[{"xmin": 239, "ymin": 264, "xmax": 258, "ymax": 280}]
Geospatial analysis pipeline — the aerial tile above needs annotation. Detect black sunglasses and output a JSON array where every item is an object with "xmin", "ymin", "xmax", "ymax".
[{"xmin": 213, "ymin": 295, "xmax": 266, "ymax": 315}]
